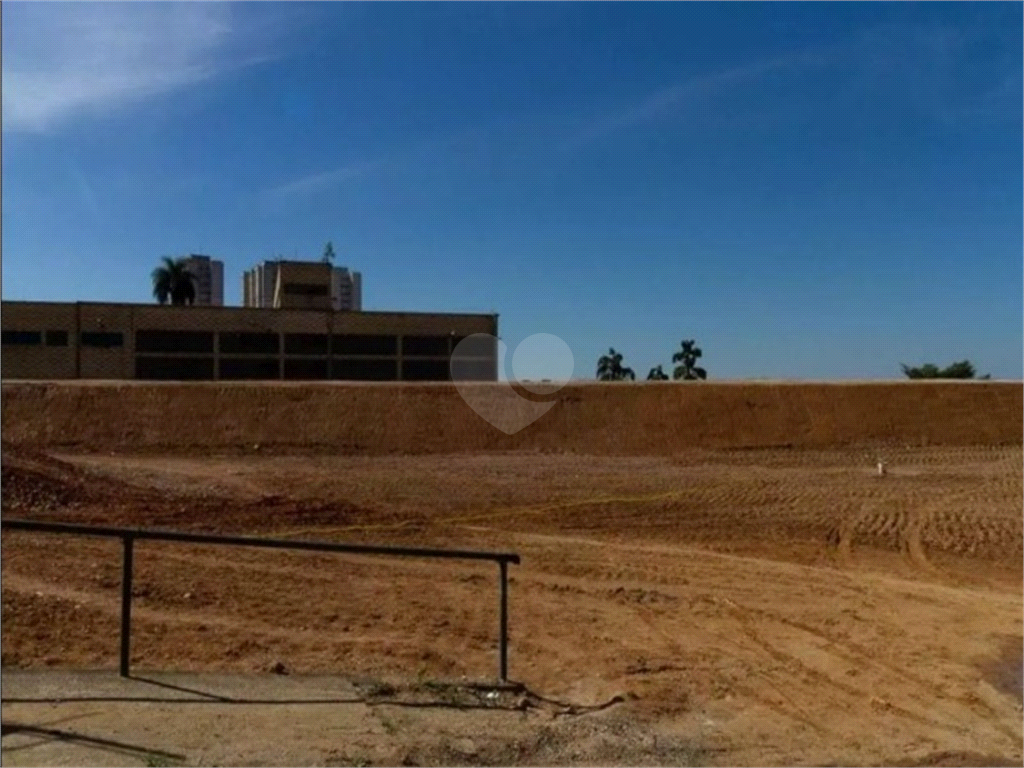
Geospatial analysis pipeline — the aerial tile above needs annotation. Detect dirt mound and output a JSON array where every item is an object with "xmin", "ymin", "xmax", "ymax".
[
  {"xmin": 1, "ymin": 443, "xmax": 107, "ymax": 514},
  {"xmin": 0, "ymin": 444, "xmax": 382, "ymax": 535},
  {"xmin": 2, "ymin": 381, "xmax": 1020, "ymax": 455},
  {"xmin": 1, "ymin": 462, "xmax": 93, "ymax": 514}
]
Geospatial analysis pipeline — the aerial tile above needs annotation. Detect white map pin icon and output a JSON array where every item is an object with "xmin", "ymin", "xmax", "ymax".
[{"xmin": 450, "ymin": 333, "xmax": 574, "ymax": 435}]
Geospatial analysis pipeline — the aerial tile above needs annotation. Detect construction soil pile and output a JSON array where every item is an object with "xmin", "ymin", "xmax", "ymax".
[
  {"xmin": 2, "ymin": 380, "xmax": 1020, "ymax": 454},
  {"xmin": 1, "ymin": 381, "xmax": 1021, "ymax": 766}
]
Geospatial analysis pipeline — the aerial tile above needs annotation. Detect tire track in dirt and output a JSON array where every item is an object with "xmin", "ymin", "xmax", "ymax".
[
  {"xmin": 628, "ymin": 590, "xmax": 952, "ymax": 740},
  {"xmin": 628, "ymin": 596, "xmax": 838, "ymax": 736},
  {"xmin": 903, "ymin": 514, "xmax": 938, "ymax": 575},
  {"xmin": 728, "ymin": 609, "xmax": 970, "ymax": 736},
  {"xmin": 480, "ymin": 526, "xmax": 951, "ymax": 738},
  {"xmin": 758, "ymin": 611, "xmax": 1019, "ymax": 743},
  {"xmin": 4, "ymin": 444, "xmax": 1021, "ymax": 766},
  {"xmin": 2, "ymin": 574, "xmax": 414, "ymax": 652},
  {"xmin": 708, "ymin": 598, "xmax": 1022, "ymax": 748},
  {"xmin": 477, "ymin": 526, "xmax": 1022, "ymax": 747}
]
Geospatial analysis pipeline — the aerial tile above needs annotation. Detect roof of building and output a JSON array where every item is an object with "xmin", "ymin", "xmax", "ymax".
[{"xmin": 2, "ymin": 299, "xmax": 498, "ymax": 320}]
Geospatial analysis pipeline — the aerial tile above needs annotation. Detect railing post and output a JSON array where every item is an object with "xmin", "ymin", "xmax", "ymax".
[
  {"xmin": 120, "ymin": 535, "xmax": 134, "ymax": 677},
  {"xmin": 498, "ymin": 559, "xmax": 509, "ymax": 682}
]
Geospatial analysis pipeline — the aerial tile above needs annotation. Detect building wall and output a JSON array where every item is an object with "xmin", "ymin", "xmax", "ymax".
[
  {"xmin": 273, "ymin": 262, "xmax": 334, "ymax": 311},
  {"xmin": 352, "ymin": 272, "xmax": 362, "ymax": 311},
  {"xmin": 210, "ymin": 259, "xmax": 224, "ymax": 307},
  {"xmin": 0, "ymin": 302, "xmax": 78, "ymax": 379},
  {"xmin": 182, "ymin": 255, "xmax": 225, "ymax": 306},
  {"xmin": 1, "ymin": 301, "xmax": 498, "ymax": 382},
  {"xmin": 242, "ymin": 263, "xmax": 279, "ymax": 309},
  {"xmin": 244, "ymin": 260, "xmax": 362, "ymax": 310},
  {"xmin": 330, "ymin": 268, "xmax": 362, "ymax": 311}
]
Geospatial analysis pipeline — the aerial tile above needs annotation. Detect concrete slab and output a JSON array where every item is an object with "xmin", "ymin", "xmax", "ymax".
[
  {"xmin": 2, "ymin": 669, "xmax": 363, "ymax": 704},
  {"xmin": 0, "ymin": 670, "xmax": 552, "ymax": 767}
]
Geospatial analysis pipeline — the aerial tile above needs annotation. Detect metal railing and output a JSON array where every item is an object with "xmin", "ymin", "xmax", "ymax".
[{"xmin": 1, "ymin": 519, "xmax": 520, "ymax": 681}]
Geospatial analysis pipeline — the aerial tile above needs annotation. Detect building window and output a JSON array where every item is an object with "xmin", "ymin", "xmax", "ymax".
[
  {"xmin": 332, "ymin": 334, "xmax": 397, "ymax": 356},
  {"xmin": 284, "ymin": 358, "xmax": 329, "ymax": 380},
  {"xmin": 1, "ymin": 330, "xmax": 42, "ymax": 346},
  {"xmin": 402, "ymin": 335, "xmax": 450, "ymax": 356},
  {"xmin": 45, "ymin": 330, "xmax": 69, "ymax": 347},
  {"xmin": 284, "ymin": 333, "xmax": 329, "ymax": 355},
  {"xmin": 219, "ymin": 332, "xmax": 279, "ymax": 355},
  {"xmin": 219, "ymin": 357, "xmax": 280, "ymax": 380},
  {"xmin": 450, "ymin": 358, "xmax": 496, "ymax": 381},
  {"xmin": 81, "ymin": 331, "xmax": 124, "ymax": 348},
  {"xmin": 136, "ymin": 356, "xmax": 215, "ymax": 381},
  {"xmin": 402, "ymin": 358, "xmax": 452, "ymax": 381},
  {"xmin": 282, "ymin": 282, "xmax": 329, "ymax": 296},
  {"xmin": 136, "ymin": 330, "xmax": 214, "ymax": 354},
  {"xmin": 451, "ymin": 334, "xmax": 495, "ymax": 357},
  {"xmin": 331, "ymin": 358, "xmax": 398, "ymax": 381}
]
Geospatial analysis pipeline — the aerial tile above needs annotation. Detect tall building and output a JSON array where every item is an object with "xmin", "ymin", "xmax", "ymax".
[
  {"xmin": 243, "ymin": 260, "xmax": 362, "ymax": 310},
  {"xmin": 242, "ymin": 261, "xmax": 279, "ymax": 309},
  {"xmin": 182, "ymin": 255, "xmax": 224, "ymax": 306},
  {"xmin": 330, "ymin": 266, "xmax": 362, "ymax": 312}
]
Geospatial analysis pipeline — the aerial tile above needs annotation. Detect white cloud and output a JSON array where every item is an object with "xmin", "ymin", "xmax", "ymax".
[
  {"xmin": 255, "ymin": 129, "xmax": 492, "ymax": 206},
  {"xmin": 562, "ymin": 20, "xmax": 1017, "ymax": 150},
  {"xmin": 2, "ymin": 3, "xmax": 274, "ymax": 133},
  {"xmin": 261, "ymin": 160, "xmax": 390, "ymax": 203},
  {"xmin": 564, "ymin": 54, "xmax": 809, "ymax": 150}
]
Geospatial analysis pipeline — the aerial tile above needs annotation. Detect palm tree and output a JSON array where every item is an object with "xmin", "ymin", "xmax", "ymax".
[
  {"xmin": 672, "ymin": 339, "xmax": 707, "ymax": 380},
  {"xmin": 151, "ymin": 257, "xmax": 197, "ymax": 306},
  {"xmin": 647, "ymin": 364, "xmax": 669, "ymax": 381},
  {"xmin": 596, "ymin": 348, "xmax": 636, "ymax": 381}
]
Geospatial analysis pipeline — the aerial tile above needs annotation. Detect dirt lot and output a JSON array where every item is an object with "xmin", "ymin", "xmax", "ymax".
[{"xmin": 2, "ymin": 435, "xmax": 1022, "ymax": 766}]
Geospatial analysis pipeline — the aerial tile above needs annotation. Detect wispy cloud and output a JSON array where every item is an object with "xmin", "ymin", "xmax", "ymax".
[
  {"xmin": 260, "ymin": 160, "xmax": 391, "ymax": 203},
  {"xmin": 564, "ymin": 54, "xmax": 813, "ymax": 150},
  {"xmin": 2, "ymin": 3, "xmax": 278, "ymax": 133},
  {"xmin": 844, "ymin": 23, "xmax": 1022, "ymax": 127},
  {"xmin": 256, "ymin": 129, "xmax": 490, "ymax": 207},
  {"xmin": 563, "ymin": 20, "xmax": 1015, "ymax": 150}
]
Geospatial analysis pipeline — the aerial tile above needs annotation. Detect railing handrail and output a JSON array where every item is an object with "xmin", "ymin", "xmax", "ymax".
[
  {"xmin": 1, "ymin": 519, "xmax": 521, "ymax": 564},
  {"xmin": 2, "ymin": 517, "xmax": 520, "ymax": 681}
]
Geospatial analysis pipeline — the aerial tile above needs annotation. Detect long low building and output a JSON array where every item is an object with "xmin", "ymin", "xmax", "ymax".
[{"xmin": 0, "ymin": 301, "xmax": 498, "ymax": 382}]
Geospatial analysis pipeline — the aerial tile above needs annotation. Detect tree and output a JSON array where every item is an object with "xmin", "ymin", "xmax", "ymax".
[
  {"xmin": 151, "ymin": 257, "xmax": 196, "ymax": 306},
  {"xmin": 647, "ymin": 365, "xmax": 669, "ymax": 381},
  {"xmin": 672, "ymin": 339, "xmax": 707, "ymax": 380},
  {"xmin": 596, "ymin": 348, "xmax": 636, "ymax": 381},
  {"xmin": 322, "ymin": 241, "xmax": 336, "ymax": 264},
  {"xmin": 900, "ymin": 360, "xmax": 989, "ymax": 380},
  {"xmin": 901, "ymin": 363, "xmax": 942, "ymax": 379}
]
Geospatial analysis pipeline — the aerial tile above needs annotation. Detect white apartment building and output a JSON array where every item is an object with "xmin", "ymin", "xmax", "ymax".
[
  {"xmin": 242, "ymin": 261, "xmax": 278, "ymax": 310},
  {"xmin": 182, "ymin": 255, "xmax": 224, "ymax": 306},
  {"xmin": 243, "ymin": 260, "xmax": 362, "ymax": 311},
  {"xmin": 330, "ymin": 266, "xmax": 362, "ymax": 312}
]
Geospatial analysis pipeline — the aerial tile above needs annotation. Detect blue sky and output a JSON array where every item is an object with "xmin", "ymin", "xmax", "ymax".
[{"xmin": 3, "ymin": 2, "xmax": 1021, "ymax": 380}]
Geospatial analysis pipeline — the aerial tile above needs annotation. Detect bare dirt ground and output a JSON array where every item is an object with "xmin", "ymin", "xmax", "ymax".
[{"xmin": 2, "ymin": 443, "xmax": 1022, "ymax": 766}]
